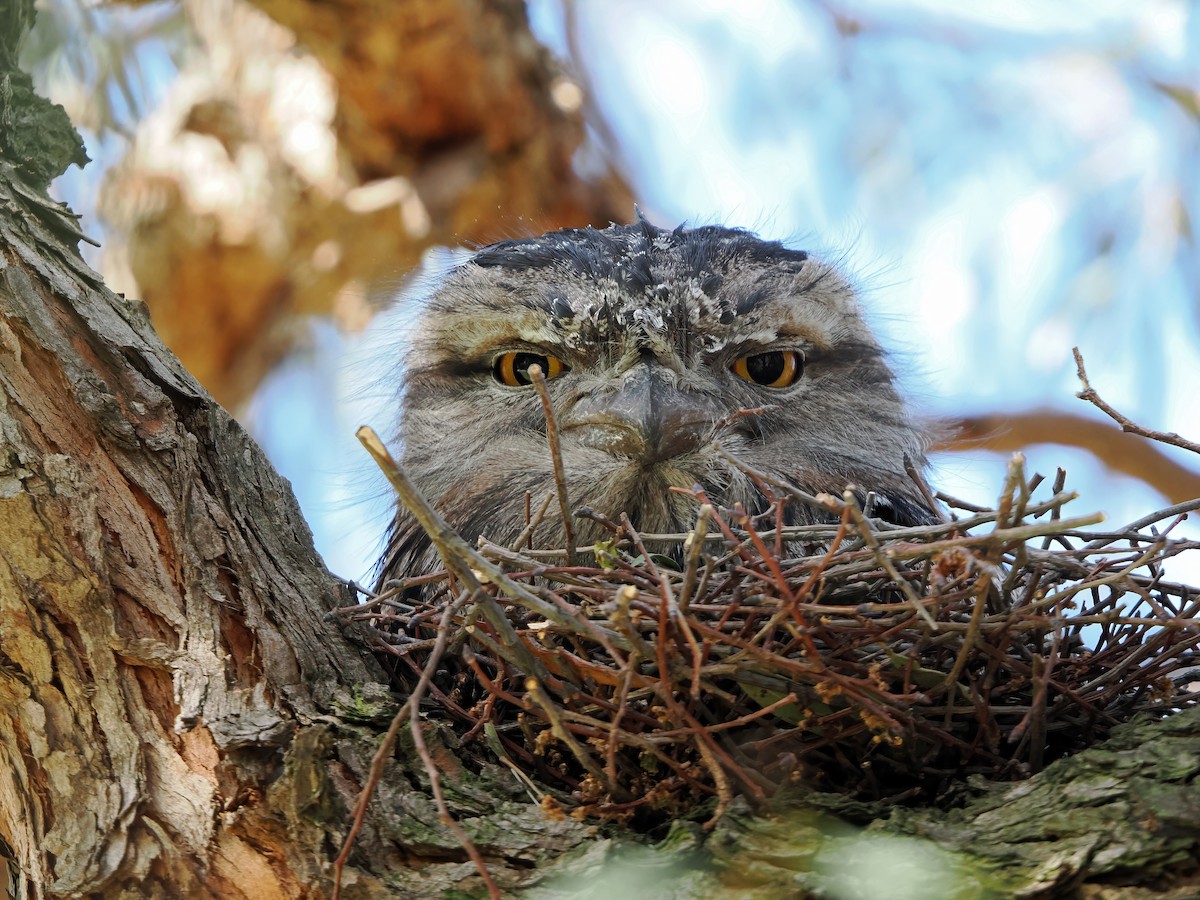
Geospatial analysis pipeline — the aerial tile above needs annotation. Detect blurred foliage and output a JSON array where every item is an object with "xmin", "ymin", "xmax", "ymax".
[
  {"xmin": 18, "ymin": 0, "xmax": 187, "ymax": 138},
  {"xmin": 15, "ymin": 0, "xmax": 1200, "ymax": 579},
  {"xmin": 22, "ymin": 0, "xmax": 1200, "ymax": 404}
]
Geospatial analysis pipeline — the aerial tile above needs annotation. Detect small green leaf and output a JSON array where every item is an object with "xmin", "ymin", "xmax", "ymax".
[
  {"xmin": 594, "ymin": 539, "xmax": 622, "ymax": 570},
  {"xmin": 884, "ymin": 648, "xmax": 948, "ymax": 690},
  {"xmin": 650, "ymin": 553, "xmax": 682, "ymax": 571},
  {"xmin": 741, "ymin": 684, "xmax": 808, "ymax": 725}
]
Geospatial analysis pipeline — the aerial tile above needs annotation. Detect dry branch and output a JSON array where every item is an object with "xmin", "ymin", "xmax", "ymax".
[
  {"xmin": 935, "ymin": 348, "xmax": 1200, "ymax": 503},
  {"xmin": 1074, "ymin": 346, "xmax": 1200, "ymax": 455},
  {"xmin": 347, "ymin": 432, "xmax": 1200, "ymax": 832}
]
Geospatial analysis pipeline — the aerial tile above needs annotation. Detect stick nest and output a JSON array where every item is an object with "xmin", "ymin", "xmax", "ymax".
[{"xmin": 342, "ymin": 451, "xmax": 1200, "ymax": 826}]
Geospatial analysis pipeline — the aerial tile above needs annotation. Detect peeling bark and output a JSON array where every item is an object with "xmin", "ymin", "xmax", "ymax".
[
  {"xmin": 0, "ymin": 149, "xmax": 381, "ymax": 894},
  {"xmin": 1, "ymin": 13, "xmax": 375, "ymax": 888},
  {"xmin": 0, "ymin": 2, "xmax": 606, "ymax": 892},
  {"xmin": 1, "ymin": 14, "xmax": 605, "ymax": 891}
]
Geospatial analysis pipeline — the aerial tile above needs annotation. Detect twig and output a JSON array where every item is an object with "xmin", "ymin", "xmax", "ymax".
[
  {"xmin": 621, "ymin": 514, "xmax": 705, "ymax": 697},
  {"xmin": 943, "ymin": 562, "xmax": 994, "ymax": 687},
  {"xmin": 510, "ymin": 490, "xmax": 556, "ymax": 552},
  {"xmin": 410, "ymin": 670, "xmax": 501, "ymax": 898},
  {"xmin": 332, "ymin": 591, "xmax": 473, "ymax": 899},
  {"xmin": 842, "ymin": 489, "xmax": 939, "ymax": 629},
  {"xmin": 677, "ymin": 503, "xmax": 713, "ymax": 611},
  {"xmin": 1074, "ymin": 346, "xmax": 1200, "ymax": 455},
  {"xmin": 526, "ymin": 677, "xmax": 625, "ymax": 798},
  {"xmin": 353, "ymin": 419, "xmax": 1200, "ymax": 825},
  {"xmin": 1085, "ymin": 498, "xmax": 1200, "ymax": 549},
  {"xmin": 358, "ymin": 426, "xmax": 628, "ymax": 657},
  {"xmin": 529, "ymin": 364, "xmax": 576, "ymax": 565}
]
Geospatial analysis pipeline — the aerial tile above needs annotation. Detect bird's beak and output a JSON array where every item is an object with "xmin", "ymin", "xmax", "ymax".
[{"xmin": 565, "ymin": 365, "xmax": 717, "ymax": 463}]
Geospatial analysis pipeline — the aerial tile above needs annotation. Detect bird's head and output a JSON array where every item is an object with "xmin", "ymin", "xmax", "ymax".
[{"xmin": 381, "ymin": 218, "xmax": 935, "ymax": 581}]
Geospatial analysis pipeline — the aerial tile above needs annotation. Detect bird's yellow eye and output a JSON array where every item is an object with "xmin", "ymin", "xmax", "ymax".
[
  {"xmin": 493, "ymin": 351, "xmax": 568, "ymax": 387},
  {"xmin": 731, "ymin": 350, "xmax": 804, "ymax": 388}
]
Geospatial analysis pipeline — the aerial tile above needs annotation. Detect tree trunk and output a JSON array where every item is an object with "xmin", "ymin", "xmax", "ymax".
[
  {"xmin": 0, "ymin": 10, "xmax": 592, "ymax": 896},
  {"xmin": 0, "ymin": 74, "xmax": 382, "ymax": 900}
]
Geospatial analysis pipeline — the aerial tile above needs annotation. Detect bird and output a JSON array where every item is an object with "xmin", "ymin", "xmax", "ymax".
[{"xmin": 378, "ymin": 216, "xmax": 937, "ymax": 583}]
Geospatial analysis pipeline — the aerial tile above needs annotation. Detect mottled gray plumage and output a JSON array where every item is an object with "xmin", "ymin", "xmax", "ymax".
[{"xmin": 379, "ymin": 219, "xmax": 935, "ymax": 582}]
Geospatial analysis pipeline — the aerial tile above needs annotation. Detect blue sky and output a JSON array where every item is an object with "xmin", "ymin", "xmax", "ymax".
[
  {"xmin": 38, "ymin": 0, "xmax": 1200, "ymax": 585},
  {"xmin": 516, "ymin": 0, "xmax": 1200, "ymax": 580},
  {"xmin": 264, "ymin": 0, "xmax": 1200, "ymax": 583}
]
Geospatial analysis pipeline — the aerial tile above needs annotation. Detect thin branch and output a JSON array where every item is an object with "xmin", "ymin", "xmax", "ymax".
[
  {"xmin": 528, "ymin": 364, "xmax": 576, "ymax": 565},
  {"xmin": 355, "ymin": 421, "xmax": 1199, "ymax": 829},
  {"xmin": 333, "ymin": 592, "xmax": 474, "ymax": 899},
  {"xmin": 1074, "ymin": 346, "xmax": 1200, "ymax": 456}
]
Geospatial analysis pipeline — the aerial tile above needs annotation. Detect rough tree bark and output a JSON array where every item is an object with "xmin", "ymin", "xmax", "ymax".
[
  {"xmin": 1, "ymin": 6, "xmax": 602, "ymax": 896},
  {"xmin": 2, "ymin": 4, "xmax": 1198, "ymax": 899},
  {"xmin": 0, "ymin": 35, "xmax": 390, "ymax": 899}
]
